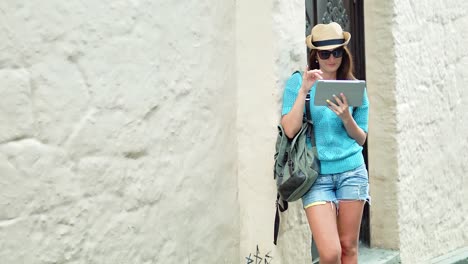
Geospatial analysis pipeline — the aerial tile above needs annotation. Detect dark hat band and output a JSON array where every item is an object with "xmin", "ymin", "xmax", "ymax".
[{"xmin": 312, "ymin": 38, "xmax": 345, "ymax": 47}]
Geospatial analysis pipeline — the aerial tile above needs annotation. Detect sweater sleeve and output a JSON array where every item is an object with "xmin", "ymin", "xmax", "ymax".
[
  {"xmin": 281, "ymin": 72, "xmax": 302, "ymax": 116},
  {"xmin": 353, "ymin": 87, "xmax": 369, "ymax": 133}
]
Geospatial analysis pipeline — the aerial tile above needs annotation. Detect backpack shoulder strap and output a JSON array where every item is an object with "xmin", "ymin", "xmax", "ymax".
[
  {"xmin": 305, "ymin": 92, "xmax": 316, "ymax": 146},
  {"xmin": 273, "ymin": 194, "xmax": 288, "ymax": 245}
]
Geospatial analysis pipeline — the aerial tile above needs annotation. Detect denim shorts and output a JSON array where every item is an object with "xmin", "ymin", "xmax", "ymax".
[{"xmin": 302, "ymin": 164, "xmax": 371, "ymax": 209}]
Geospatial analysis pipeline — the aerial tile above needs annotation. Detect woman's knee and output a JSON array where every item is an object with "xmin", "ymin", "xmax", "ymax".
[
  {"xmin": 318, "ymin": 246, "xmax": 341, "ymax": 264},
  {"xmin": 340, "ymin": 238, "xmax": 358, "ymax": 256}
]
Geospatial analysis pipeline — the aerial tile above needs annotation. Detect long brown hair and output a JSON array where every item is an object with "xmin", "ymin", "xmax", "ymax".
[{"xmin": 308, "ymin": 46, "xmax": 356, "ymax": 80}]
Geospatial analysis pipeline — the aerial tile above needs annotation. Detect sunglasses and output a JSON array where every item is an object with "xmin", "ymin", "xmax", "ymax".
[{"xmin": 317, "ymin": 47, "xmax": 344, "ymax": 60}]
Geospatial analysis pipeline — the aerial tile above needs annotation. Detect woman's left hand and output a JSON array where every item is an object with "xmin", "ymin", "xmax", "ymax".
[{"xmin": 327, "ymin": 93, "xmax": 352, "ymax": 121}]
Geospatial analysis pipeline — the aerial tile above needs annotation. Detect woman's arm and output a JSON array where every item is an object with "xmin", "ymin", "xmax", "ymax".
[
  {"xmin": 281, "ymin": 88, "xmax": 307, "ymax": 138},
  {"xmin": 341, "ymin": 114, "xmax": 367, "ymax": 145},
  {"xmin": 281, "ymin": 69, "xmax": 323, "ymax": 138},
  {"xmin": 327, "ymin": 93, "xmax": 367, "ymax": 145}
]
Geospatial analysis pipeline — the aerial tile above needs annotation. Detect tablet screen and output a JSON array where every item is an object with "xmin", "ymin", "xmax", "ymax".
[{"xmin": 314, "ymin": 80, "xmax": 366, "ymax": 107}]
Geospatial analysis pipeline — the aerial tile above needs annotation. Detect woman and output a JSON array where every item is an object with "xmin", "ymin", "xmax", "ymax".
[{"xmin": 281, "ymin": 22, "xmax": 370, "ymax": 264}]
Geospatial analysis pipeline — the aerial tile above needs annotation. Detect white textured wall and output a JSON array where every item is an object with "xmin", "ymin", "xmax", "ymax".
[
  {"xmin": 366, "ymin": 1, "xmax": 468, "ymax": 262},
  {"xmin": 0, "ymin": 1, "xmax": 238, "ymax": 263},
  {"xmin": 365, "ymin": 0, "xmax": 400, "ymax": 250},
  {"xmin": 394, "ymin": 1, "xmax": 468, "ymax": 263},
  {"xmin": 236, "ymin": 0, "xmax": 311, "ymax": 262}
]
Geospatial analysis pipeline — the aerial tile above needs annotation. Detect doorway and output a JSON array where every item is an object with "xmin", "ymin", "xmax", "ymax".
[{"xmin": 305, "ymin": 0, "xmax": 368, "ymax": 260}]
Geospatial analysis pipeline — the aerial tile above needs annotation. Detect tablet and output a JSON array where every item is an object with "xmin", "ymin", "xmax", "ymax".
[{"xmin": 314, "ymin": 80, "xmax": 366, "ymax": 107}]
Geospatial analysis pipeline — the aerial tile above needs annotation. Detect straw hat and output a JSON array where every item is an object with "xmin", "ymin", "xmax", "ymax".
[{"xmin": 306, "ymin": 22, "xmax": 351, "ymax": 50}]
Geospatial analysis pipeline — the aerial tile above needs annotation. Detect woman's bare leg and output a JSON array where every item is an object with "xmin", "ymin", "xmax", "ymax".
[
  {"xmin": 305, "ymin": 202, "xmax": 341, "ymax": 264},
  {"xmin": 337, "ymin": 200, "xmax": 365, "ymax": 264}
]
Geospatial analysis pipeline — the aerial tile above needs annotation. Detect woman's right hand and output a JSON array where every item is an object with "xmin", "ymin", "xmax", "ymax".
[
  {"xmin": 301, "ymin": 67, "xmax": 323, "ymax": 94},
  {"xmin": 281, "ymin": 67, "xmax": 322, "ymax": 138}
]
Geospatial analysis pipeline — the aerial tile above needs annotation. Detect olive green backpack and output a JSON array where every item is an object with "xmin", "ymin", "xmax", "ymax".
[{"xmin": 273, "ymin": 71, "xmax": 320, "ymax": 245}]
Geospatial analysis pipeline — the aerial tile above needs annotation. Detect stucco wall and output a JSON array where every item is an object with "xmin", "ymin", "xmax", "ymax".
[
  {"xmin": 365, "ymin": 0, "xmax": 400, "ymax": 250},
  {"xmin": 393, "ymin": 1, "xmax": 468, "ymax": 263},
  {"xmin": 237, "ymin": 0, "xmax": 311, "ymax": 262},
  {"xmin": 0, "ymin": 1, "xmax": 238, "ymax": 263},
  {"xmin": 364, "ymin": 1, "xmax": 468, "ymax": 262},
  {"xmin": 367, "ymin": 0, "xmax": 468, "ymax": 262}
]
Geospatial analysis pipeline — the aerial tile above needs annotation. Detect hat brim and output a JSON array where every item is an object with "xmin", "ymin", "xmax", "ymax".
[{"xmin": 306, "ymin": 32, "xmax": 351, "ymax": 50}]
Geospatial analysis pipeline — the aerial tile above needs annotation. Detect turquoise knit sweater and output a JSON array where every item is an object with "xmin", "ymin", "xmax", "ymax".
[{"xmin": 281, "ymin": 72, "xmax": 369, "ymax": 174}]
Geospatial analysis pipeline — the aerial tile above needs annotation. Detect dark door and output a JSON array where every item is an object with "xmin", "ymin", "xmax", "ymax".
[{"xmin": 305, "ymin": 0, "xmax": 368, "ymax": 261}]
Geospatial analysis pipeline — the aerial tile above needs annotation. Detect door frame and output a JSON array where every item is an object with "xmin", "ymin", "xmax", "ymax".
[{"xmin": 305, "ymin": 0, "xmax": 369, "ymax": 256}]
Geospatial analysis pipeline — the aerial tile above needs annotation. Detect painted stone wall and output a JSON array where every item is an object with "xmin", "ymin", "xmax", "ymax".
[
  {"xmin": 366, "ymin": 0, "xmax": 468, "ymax": 263},
  {"xmin": 365, "ymin": 0, "xmax": 400, "ymax": 250},
  {"xmin": 237, "ymin": 0, "xmax": 311, "ymax": 262},
  {"xmin": 393, "ymin": 1, "xmax": 468, "ymax": 263},
  {"xmin": 0, "ymin": 1, "xmax": 238, "ymax": 263}
]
